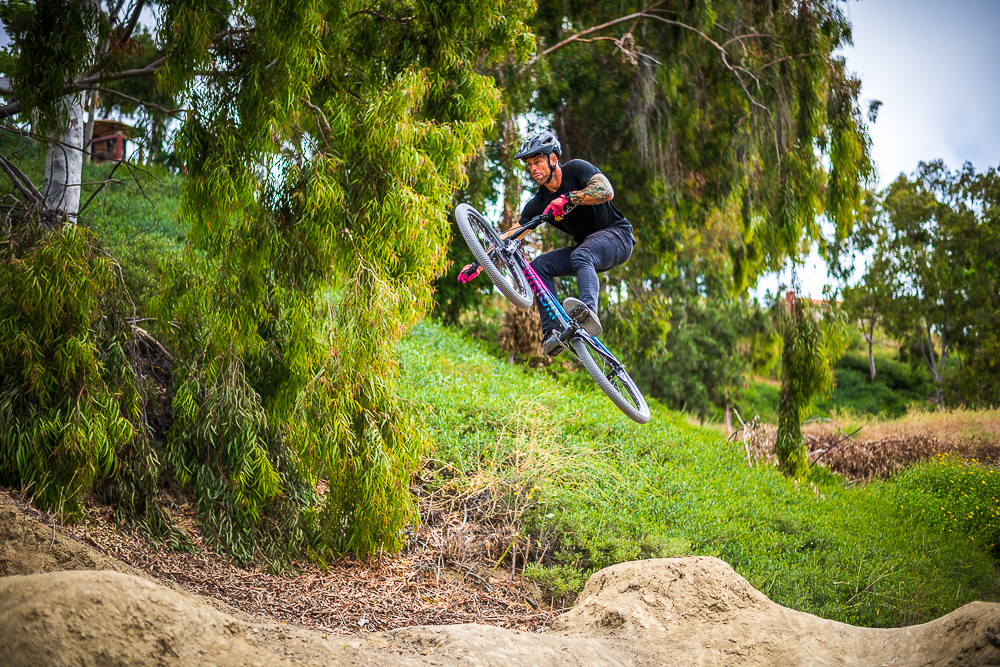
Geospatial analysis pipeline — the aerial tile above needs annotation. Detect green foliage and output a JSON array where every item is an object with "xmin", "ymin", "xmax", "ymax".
[
  {"xmin": 143, "ymin": 0, "xmax": 536, "ymax": 559},
  {"xmin": 840, "ymin": 161, "xmax": 1000, "ymax": 408},
  {"xmin": 889, "ymin": 456, "xmax": 1000, "ymax": 557},
  {"xmin": 0, "ymin": 0, "xmax": 535, "ymax": 561},
  {"xmin": 524, "ymin": 563, "xmax": 586, "ymax": 603},
  {"xmin": 0, "ymin": 0, "xmax": 104, "ymax": 133},
  {"xmin": 529, "ymin": 0, "xmax": 872, "ymax": 290},
  {"xmin": 607, "ymin": 291, "xmax": 773, "ymax": 421},
  {"xmin": 82, "ymin": 162, "xmax": 186, "ymax": 307},
  {"xmin": 814, "ymin": 352, "xmax": 935, "ymax": 417},
  {"xmin": 776, "ymin": 297, "xmax": 850, "ymax": 476},
  {"xmin": 0, "ymin": 223, "xmax": 140, "ymax": 519}
]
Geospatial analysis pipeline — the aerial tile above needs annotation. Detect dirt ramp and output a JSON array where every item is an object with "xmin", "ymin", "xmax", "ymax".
[
  {"xmin": 0, "ymin": 569, "xmax": 633, "ymax": 667},
  {"xmin": 3, "ymin": 558, "xmax": 1000, "ymax": 666},
  {"xmin": 0, "ymin": 570, "xmax": 294, "ymax": 667},
  {"xmin": 0, "ymin": 503, "xmax": 133, "ymax": 577},
  {"xmin": 551, "ymin": 556, "xmax": 1000, "ymax": 666}
]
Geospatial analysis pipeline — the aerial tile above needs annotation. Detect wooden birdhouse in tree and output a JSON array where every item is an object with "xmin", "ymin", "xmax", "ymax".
[{"xmin": 89, "ymin": 119, "xmax": 132, "ymax": 163}]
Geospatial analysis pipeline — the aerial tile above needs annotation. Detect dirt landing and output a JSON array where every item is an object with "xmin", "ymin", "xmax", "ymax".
[
  {"xmin": 3, "ymin": 558, "xmax": 1000, "ymax": 666},
  {"xmin": 555, "ymin": 557, "xmax": 1000, "ymax": 666}
]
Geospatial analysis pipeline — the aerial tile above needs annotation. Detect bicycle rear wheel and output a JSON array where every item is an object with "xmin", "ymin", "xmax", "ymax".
[
  {"xmin": 570, "ymin": 336, "xmax": 650, "ymax": 424},
  {"xmin": 455, "ymin": 204, "xmax": 533, "ymax": 309}
]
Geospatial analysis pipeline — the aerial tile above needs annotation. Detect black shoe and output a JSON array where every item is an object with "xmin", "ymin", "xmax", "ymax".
[
  {"xmin": 542, "ymin": 331, "xmax": 564, "ymax": 357},
  {"xmin": 563, "ymin": 297, "xmax": 602, "ymax": 336}
]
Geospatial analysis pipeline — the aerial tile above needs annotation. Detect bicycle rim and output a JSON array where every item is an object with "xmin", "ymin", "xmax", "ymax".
[
  {"xmin": 571, "ymin": 336, "xmax": 650, "ymax": 424},
  {"xmin": 454, "ymin": 204, "xmax": 533, "ymax": 309}
]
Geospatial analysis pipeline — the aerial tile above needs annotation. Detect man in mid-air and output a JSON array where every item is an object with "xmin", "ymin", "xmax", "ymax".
[{"xmin": 513, "ymin": 131, "xmax": 635, "ymax": 356}]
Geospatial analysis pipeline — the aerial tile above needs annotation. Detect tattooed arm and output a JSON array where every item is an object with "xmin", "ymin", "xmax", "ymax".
[{"xmin": 567, "ymin": 173, "xmax": 614, "ymax": 206}]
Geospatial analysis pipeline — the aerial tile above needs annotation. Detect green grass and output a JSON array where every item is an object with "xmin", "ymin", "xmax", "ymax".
[
  {"xmin": 735, "ymin": 351, "xmax": 936, "ymax": 423},
  {"xmin": 82, "ymin": 162, "xmax": 186, "ymax": 311},
  {"xmin": 399, "ymin": 320, "xmax": 999, "ymax": 627}
]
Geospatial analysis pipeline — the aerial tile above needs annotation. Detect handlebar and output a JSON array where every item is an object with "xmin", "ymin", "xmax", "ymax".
[{"xmin": 505, "ymin": 201, "xmax": 577, "ymax": 241}]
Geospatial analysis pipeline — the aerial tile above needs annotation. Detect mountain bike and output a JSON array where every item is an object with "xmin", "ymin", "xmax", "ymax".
[{"xmin": 454, "ymin": 203, "xmax": 650, "ymax": 425}]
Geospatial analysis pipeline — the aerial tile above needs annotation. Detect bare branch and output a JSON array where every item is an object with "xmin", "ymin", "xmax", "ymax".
[
  {"xmin": 75, "ymin": 85, "xmax": 189, "ymax": 117},
  {"xmin": 525, "ymin": 11, "xmax": 649, "ymax": 67},
  {"xmin": 0, "ymin": 101, "xmax": 21, "ymax": 121},
  {"xmin": 0, "ymin": 154, "xmax": 41, "ymax": 205},
  {"xmin": 109, "ymin": 0, "xmax": 127, "ymax": 26},
  {"xmin": 304, "ymin": 100, "xmax": 332, "ymax": 148},
  {"xmin": 118, "ymin": 0, "xmax": 146, "ymax": 45},
  {"xmin": 78, "ymin": 160, "xmax": 124, "ymax": 216},
  {"xmin": 720, "ymin": 33, "xmax": 787, "ymax": 49},
  {"xmin": 76, "ymin": 55, "xmax": 168, "ymax": 87},
  {"xmin": 756, "ymin": 52, "xmax": 822, "ymax": 71},
  {"xmin": 523, "ymin": 8, "xmax": 770, "ymax": 118}
]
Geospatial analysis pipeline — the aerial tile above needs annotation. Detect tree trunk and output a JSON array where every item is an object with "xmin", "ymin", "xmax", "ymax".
[
  {"xmin": 82, "ymin": 92, "xmax": 97, "ymax": 165},
  {"xmin": 865, "ymin": 315, "xmax": 876, "ymax": 382},
  {"xmin": 920, "ymin": 322, "xmax": 945, "ymax": 410},
  {"xmin": 43, "ymin": 99, "xmax": 84, "ymax": 219}
]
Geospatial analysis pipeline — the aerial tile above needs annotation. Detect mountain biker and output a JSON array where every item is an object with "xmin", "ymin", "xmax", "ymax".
[{"xmin": 512, "ymin": 131, "xmax": 635, "ymax": 356}]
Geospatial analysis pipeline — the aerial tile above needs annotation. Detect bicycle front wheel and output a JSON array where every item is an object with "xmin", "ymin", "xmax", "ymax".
[
  {"xmin": 455, "ymin": 204, "xmax": 533, "ymax": 309},
  {"xmin": 570, "ymin": 337, "xmax": 651, "ymax": 424}
]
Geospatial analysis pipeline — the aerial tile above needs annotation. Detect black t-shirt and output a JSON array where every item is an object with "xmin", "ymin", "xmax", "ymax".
[{"xmin": 518, "ymin": 159, "xmax": 634, "ymax": 246}]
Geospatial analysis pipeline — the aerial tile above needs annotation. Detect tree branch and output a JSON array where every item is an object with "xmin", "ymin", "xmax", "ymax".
[
  {"xmin": 76, "ymin": 55, "xmax": 168, "ymax": 87},
  {"xmin": 756, "ymin": 52, "xmax": 822, "ymax": 71},
  {"xmin": 0, "ymin": 153, "xmax": 41, "ymax": 205},
  {"xmin": 118, "ymin": 0, "xmax": 146, "ymax": 46},
  {"xmin": 525, "ymin": 11, "xmax": 650, "ymax": 67},
  {"xmin": 721, "ymin": 33, "xmax": 787, "ymax": 49},
  {"xmin": 348, "ymin": 8, "xmax": 414, "ymax": 24},
  {"xmin": 523, "ymin": 9, "xmax": 770, "ymax": 117},
  {"xmin": 78, "ymin": 159, "xmax": 124, "ymax": 216},
  {"xmin": 75, "ymin": 85, "xmax": 188, "ymax": 117}
]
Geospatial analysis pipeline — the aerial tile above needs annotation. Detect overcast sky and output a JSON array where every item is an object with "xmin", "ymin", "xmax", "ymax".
[{"xmin": 759, "ymin": 0, "xmax": 1000, "ymax": 297}]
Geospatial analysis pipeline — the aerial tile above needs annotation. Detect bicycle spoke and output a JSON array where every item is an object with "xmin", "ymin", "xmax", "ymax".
[
  {"xmin": 470, "ymin": 215, "xmax": 528, "ymax": 298},
  {"xmin": 454, "ymin": 203, "xmax": 533, "ymax": 309}
]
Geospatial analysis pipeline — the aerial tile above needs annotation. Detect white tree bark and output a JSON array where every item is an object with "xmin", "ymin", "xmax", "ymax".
[{"xmin": 43, "ymin": 99, "xmax": 84, "ymax": 219}]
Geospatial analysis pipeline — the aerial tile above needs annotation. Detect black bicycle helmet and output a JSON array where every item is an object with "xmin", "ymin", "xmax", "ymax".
[{"xmin": 513, "ymin": 131, "xmax": 562, "ymax": 161}]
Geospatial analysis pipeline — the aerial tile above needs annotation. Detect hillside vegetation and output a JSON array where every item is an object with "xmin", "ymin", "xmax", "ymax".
[{"xmin": 400, "ymin": 320, "xmax": 1000, "ymax": 628}]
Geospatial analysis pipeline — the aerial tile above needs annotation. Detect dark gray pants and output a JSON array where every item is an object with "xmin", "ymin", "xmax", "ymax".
[{"xmin": 529, "ymin": 227, "xmax": 633, "ymax": 334}]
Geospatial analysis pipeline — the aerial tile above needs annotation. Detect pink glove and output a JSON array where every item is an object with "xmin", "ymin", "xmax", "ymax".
[
  {"xmin": 543, "ymin": 195, "xmax": 570, "ymax": 219},
  {"xmin": 458, "ymin": 264, "xmax": 482, "ymax": 283}
]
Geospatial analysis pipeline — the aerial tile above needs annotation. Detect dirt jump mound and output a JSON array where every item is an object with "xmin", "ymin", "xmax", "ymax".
[{"xmin": 3, "ymin": 557, "xmax": 1000, "ymax": 666}]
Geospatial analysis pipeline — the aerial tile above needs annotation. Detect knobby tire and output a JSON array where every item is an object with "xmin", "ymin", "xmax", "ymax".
[
  {"xmin": 571, "ymin": 337, "xmax": 651, "ymax": 424},
  {"xmin": 454, "ymin": 204, "xmax": 533, "ymax": 309}
]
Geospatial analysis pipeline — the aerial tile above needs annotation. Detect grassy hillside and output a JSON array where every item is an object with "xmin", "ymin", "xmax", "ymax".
[
  {"xmin": 400, "ymin": 320, "xmax": 1000, "ymax": 628},
  {"xmin": 735, "ymin": 350, "xmax": 936, "ymax": 424}
]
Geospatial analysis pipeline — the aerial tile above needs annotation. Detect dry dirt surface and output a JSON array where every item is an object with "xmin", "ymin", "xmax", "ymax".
[{"xmin": 3, "ymin": 500, "xmax": 1000, "ymax": 666}]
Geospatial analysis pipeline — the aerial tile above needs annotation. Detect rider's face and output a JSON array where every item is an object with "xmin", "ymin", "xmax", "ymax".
[{"xmin": 524, "ymin": 154, "xmax": 554, "ymax": 184}]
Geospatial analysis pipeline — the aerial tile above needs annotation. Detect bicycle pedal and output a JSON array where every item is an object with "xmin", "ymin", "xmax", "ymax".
[
  {"xmin": 563, "ymin": 297, "xmax": 602, "ymax": 337},
  {"xmin": 542, "ymin": 331, "xmax": 565, "ymax": 357}
]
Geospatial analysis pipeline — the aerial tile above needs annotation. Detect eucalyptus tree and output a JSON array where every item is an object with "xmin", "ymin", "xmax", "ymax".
[
  {"xmin": 774, "ymin": 294, "xmax": 849, "ymax": 477},
  {"xmin": 0, "ymin": 0, "xmax": 533, "ymax": 558},
  {"xmin": 851, "ymin": 161, "xmax": 1000, "ymax": 409}
]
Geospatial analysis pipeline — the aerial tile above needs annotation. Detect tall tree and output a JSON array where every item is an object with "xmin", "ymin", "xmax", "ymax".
[
  {"xmin": 775, "ymin": 293, "xmax": 849, "ymax": 477},
  {"xmin": 846, "ymin": 161, "xmax": 1000, "ymax": 409},
  {"xmin": 0, "ymin": 0, "xmax": 533, "ymax": 558}
]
